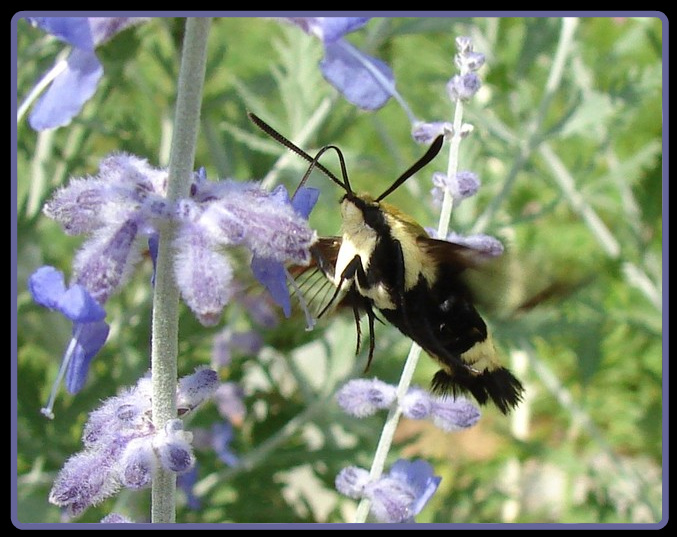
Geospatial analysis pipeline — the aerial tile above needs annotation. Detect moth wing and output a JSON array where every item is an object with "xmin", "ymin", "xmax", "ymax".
[
  {"xmin": 416, "ymin": 236, "xmax": 507, "ymax": 312},
  {"xmin": 288, "ymin": 237, "xmax": 349, "ymax": 319},
  {"xmin": 417, "ymin": 236, "xmax": 587, "ymax": 317}
]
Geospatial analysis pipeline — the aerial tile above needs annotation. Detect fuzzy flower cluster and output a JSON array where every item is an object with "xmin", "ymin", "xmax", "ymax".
[
  {"xmin": 48, "ymin": 368, "xmax": 218, "ymax": 518},
  {"xmin": 29, "ymin": 154, "xmax": 316, "ymax": 416},
  {"xmin": 43, "ymin": 154, "xmax": 317, "ymax": 324},
  {"xmin": 335, "ymin": 459, "xmax": 441, "ymax": 523},
  {"xmin": 336, "ymin": 378, "xmax": 481, "ymax": 432}
]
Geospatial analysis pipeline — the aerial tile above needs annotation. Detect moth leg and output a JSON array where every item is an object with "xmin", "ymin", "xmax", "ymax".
[
  {"xmin": 362, "ymin": 299, "xmax": 378, "ymax": 371},
  {"xmin": 328, "ymin": 255, "xmax": 380, "ymax": 369},
  {"xmin": 317, "ymin": 254, "xmax": 363, "ymax": 318},
  {"xmin": 349, "ymin": 291, "xmax": 362, "ymax": 355}
]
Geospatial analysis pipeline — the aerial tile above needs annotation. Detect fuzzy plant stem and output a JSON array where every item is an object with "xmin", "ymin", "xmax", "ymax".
[{"xmin": 150, "ymin": 17, "xmax": 210, "ymax": 524}]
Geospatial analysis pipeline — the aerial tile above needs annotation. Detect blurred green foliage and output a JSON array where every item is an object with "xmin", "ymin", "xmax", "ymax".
[{"xmin": 15, "ymin": 16, "xmax": 663, "ymax": 525}]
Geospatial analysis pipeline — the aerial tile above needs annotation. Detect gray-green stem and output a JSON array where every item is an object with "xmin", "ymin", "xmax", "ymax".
[{"xmin": 150, "ymin": 17, "xmax": 210, "ymax": 524}]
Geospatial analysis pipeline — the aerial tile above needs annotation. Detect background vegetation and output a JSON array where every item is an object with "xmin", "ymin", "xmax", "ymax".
[{"xmin": 15, "ymin": 16, "xmax": 663, "ymax": 524}]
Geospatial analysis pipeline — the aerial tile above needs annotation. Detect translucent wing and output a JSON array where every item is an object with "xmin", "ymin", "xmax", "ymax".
[{"xmin": 288, "ymin": 237, "xmax": 348, "ymax": 320}]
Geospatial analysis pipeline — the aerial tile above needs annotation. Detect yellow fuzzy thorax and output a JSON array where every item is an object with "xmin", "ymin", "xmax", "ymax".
[{"xmin": 338, "ymin": 194, "xmax": 438, "ymax": 296}]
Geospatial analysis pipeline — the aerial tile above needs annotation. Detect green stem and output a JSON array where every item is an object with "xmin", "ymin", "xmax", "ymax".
[{"xmin": 150, "ymin": 17, "xmax": 210, "ymax": 524}]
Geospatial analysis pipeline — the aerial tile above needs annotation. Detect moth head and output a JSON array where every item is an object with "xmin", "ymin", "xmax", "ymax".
[{"xmin": 340, "ymin": 193, "xmax": 388, "ymax": 234}]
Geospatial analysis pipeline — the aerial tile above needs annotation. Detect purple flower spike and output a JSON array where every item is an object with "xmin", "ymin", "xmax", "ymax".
[{"xmin": 49, "ymin": 371, "xmax": 215, "ymax": 518}]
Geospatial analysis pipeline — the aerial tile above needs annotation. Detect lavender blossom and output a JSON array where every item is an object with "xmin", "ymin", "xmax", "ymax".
[
  {"xmin": 41, "ymin": 154, "xmax": 318, "ymax": 328},
  {"xmin": 374, "ymin": 459, "xmax": 442, "ymax": 522},
  {"xmin": 28, "ymin": 266, "xmax": 110, "ymax": 417},
  {"xmin": 48, "ymin": 369, "xmax": 216, "ymax": 518},
  {"xmin": 154, "ymin": 420, "xmax": 195, "ymax": 474},
  {"xmin": 412, "ymin": 121, "xmax": 453, "ymax": 144},
  {"xmin": 430, "ymin": 396, "xmax": 482, "ymax": 432},
  {"xmin": 177, "ymin": 465, "xmax": 201, "ymax": 510},
  {"xmin": 431, "ymin": 170, "xmax": 481, "ymax": 205},
  {"xmin": 335, "ymin": 466, "xmax": 371, "ymax": 499},
  {"xmin": 176, "ymin": 366, "xmax": 220, "ymax": 415},
  {"xmin": 283, "ymin": 17, "xmax": 397, "ymax": 111},
  {"xmin": 210, "ymin": 421, "xmax": 240, "ymax": 467},
  {"xmin": 443, "ymin": 231, "xmax": 505, "ymax": 258},
  {"xmin": 336, "ymin": 459, "xmax": 441, "ymax": 523},
  {"xmin": 23, "ymin": 17, "xmax": 147, "ymax": 130},
  {"xmin": 399, "ymin": 387, "xmax": 433, "ymax": 420},
  {"xmin": 100, "ymin": 513, "xmax": 133, "ymax": 523},
  {"xmin": 446, "ymin": 36, "xmax": 486, "ymax": 103},
  {"xmin": 335, "ymin": 378, "xmax": 397, "ymax": 417},
  {"xmin": 446, "ymin": 72, "xmax": 482, "ymax": 102}
]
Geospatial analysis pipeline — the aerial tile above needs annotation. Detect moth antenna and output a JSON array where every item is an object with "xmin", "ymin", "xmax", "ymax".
[
  {"xmin": 376, "ymin": 135, "xmax": 444, "ymax": 201},
  {"xmin": 248, "ymin": 112, "xmax": 350, "ymax": 194},
  {"xmin": 296, "ymin": 144, "xmax": 353, "ymax": 197}
]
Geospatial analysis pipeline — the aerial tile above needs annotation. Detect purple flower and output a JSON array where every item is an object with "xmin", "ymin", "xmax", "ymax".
[
  {"xmin": 446, "ymin": 72, "xmax": 482, "ymax": 102},
  {"xmin": 49, "ymin": 370, "xmax": 216, "ymax": 518},
  {"xmin": 336, "ymin": 459, "xmax": 441, "ymax": 523},
  {"xmin": 444, "ymin": 231, "xmax": 505, "ymax": 258},
  {"xmin": 248, "ymin": 185, "xmax": 319, "ymax": 318},
  {"xmin": 425, "ymin": 228, "xmax": 505, "ymax": 258},
  {"xmin": 283, "ymin": 17, "xmax": 396, "ymax": 110},
  {"xmin": 210, "ymin": 421, "xmax": 240, "ymax": 467},
  {"xmin": 335, "ymin": 466, "xmax": 371, "ymax": 499},
  {"xmin": 412, "ymin": 121, "xmax": 453, "ymax": 144},
  {"xmin": 446, "ymin": 36, "xmax": 485, "ymax": 103},
  {"xmin": 177, "ymin": 465, "xmax": 201, "ymax": 510},
  {"xmin": 454, "ymin": 36, "xmax": 486, "ymax": 70},
  {"xmin": 176, "ymin": 366, "xmax": 220, "ymax": 416},
  {"xmin": 28, "ymin": 265, "xmax": 105, "ymax": 322},
  {"xmin": 154, "ymin": 420, "xmax": 195, "ymax": 474},
  {"xmin": 24, "ymin": 17, "xmax": 146, "ymax": 130},
  {"xmin": 430, "ymin": 396, "xmax": 482, "ymax": 432},
  {"xmin": 28, "ymin": 266, "xmax": 110, "ymax": 417},
  {"xmin": 431, "ymin": 170, "xmax": 480, "ymax": 204},
  {"xmin": 400, "ymin": 386, "xmax": 481, "ymax": 431},
  {"xmin": 375, "ymin": 459, "xmax": 441, "ymax": 523},
  {"xmin": 100, "ymin": 513, "xmax": 133, "ymax": 523},
  {"xmin": 335, "ymin": 378, "xmax": 397, "ymax": 417},
  {"xmin": 42, "ymin": 154, "xmax": 317, "ymax": 326},
  {"xmin": 43, "ymin": 153, "xmax": 169, "ymax": 303},
  {"xmin": 400, "ymin": 387, "xmax": 433, "ymax": 420}
]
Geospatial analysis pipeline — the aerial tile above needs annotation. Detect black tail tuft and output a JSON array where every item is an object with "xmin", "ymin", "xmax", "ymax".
[{"xmin": 431, "ymin": 367, "xmax": 524, "ymax": 414}]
